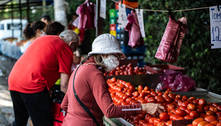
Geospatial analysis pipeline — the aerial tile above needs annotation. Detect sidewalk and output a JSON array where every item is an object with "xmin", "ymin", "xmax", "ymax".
[{"xmin": 0, "ymin": 83, "xmax": 14, "ymax": 126}]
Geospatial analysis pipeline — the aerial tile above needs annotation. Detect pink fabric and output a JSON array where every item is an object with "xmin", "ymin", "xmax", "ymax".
[
  {"xmin": 155, "ymin": 16, "xmax": 187, "ymax": 63},
  {"xmin": 125, "ymin": 11, "xmax": 144, "ymax": 48},
  {"xmin": 76, "ymin": 0, "xmax": 95, "ymax": 44},
  {"xmin": 61, "ymin": 57, "xmax": 141, "ymax": 126}
]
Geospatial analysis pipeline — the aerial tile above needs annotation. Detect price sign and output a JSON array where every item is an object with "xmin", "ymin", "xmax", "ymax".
[{"xmin": 210, "ymin": 6, "xmax": 221, "ymax": 49}]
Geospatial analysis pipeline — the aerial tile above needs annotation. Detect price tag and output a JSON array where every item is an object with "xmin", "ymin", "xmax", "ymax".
[
  {"xmin": 136, "ymin": 9, "xmax": 146, "ymax": 38},
  {"xmin": 100, "ymin": 0, "xmax": 106, "ymax": 19},
  {"xmin": 210, "ymin": 6, "xmax": 221, "ymax": 49}
]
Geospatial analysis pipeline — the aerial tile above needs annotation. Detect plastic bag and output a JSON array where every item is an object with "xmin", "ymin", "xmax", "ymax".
[
  {"xmin": 155, "ymin": 16, "xmax": 187, "ymax": 63},
  {"xmin": 157, "ymin": 70, "xmax": 196, "ymax": 92}
]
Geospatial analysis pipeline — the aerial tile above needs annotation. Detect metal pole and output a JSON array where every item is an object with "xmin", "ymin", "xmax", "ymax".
[
  {"xmin": 42, "ymin": 0, "xmax": 46, "ymax": 14},
  {"xmin": 95, "ymin": 0, "xmax": 100, "ymax": 36},
  {"xmin": 11, "ymin": 0, "xmax": 14, "ymax": 38},
  {"xmin": 19, "ymin": 0, "xmax": 22, "ymax": 38},
  {"xmin": 26, "ymin": 0, "xmax": 30, "ymax": 23}
]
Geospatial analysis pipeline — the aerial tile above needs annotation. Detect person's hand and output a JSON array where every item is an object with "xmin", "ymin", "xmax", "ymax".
[{"xmin": 141, "ymin": 103, "xmax": 165, "ymax": 115}]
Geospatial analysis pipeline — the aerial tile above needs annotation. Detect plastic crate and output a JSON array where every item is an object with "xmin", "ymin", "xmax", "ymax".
[{"xmin": 121, "ymin": 45, "xmax": 146, "ymax": 55}]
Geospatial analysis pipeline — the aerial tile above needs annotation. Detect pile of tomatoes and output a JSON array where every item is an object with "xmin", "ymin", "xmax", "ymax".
[
  {"xmin": 104, "ymin": 63, "xmax": 146, "ymax": 76},
  {"xmin": 106, "ymin": 77, "xmax": 221, "ymax": 126}
]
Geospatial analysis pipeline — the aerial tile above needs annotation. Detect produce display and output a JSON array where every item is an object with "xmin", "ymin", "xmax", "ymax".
[
  {"xmin": 104, "ymin": 63, "xmax": 147, "ymax": 76},
  {"xmin": 106, "ymin": 78, "xmax": 221, "ymax": 126}
]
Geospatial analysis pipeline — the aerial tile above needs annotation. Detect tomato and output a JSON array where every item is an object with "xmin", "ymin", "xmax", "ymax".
[
  {"xmin": 217, "ymin": 122, "xmax": 221, "ymax": 126},
  {"xmin": 137, "ymin": 85, "xmax": 143, "ymax": 93},
  {"xmin": 149, "ymin": 117, "xmax": 156, "ymax": 124},
  {"xmin": 206, "ymin": 111, "xmax": 215, "ymax": 116},
  {"xmin": 153, "ymin": 118, "xmax": 161, "ymax": 126},
  {"xmin": 216, "ymin": 112, "xmax": 221, "ymax": 117},
  {"xmin": 198, "ymin": 99, "xmax": 206, "ymax": 106},
  {"xmin": 167, "ymin": 104, "xmax": 175, "ymax": 111},
  {"xmin": 146, "ymin": 97, "xmax": 156, "ymax": 103},
  {"xmin": 187, "ymin": 103, "xmax": 196, "ymax": 110},
  {"xmin": 168, "ymin": 93, "xmax": 175, "ymax": 99},
  {"xmin": 184, "ymin": 115, "xmax": 194, "ymax": 120},
  {"xmin": 159, "ymin": 112, "xmax": 169, "ymax": 121},
  {"xmin": 204, "ymin": 115, "xmax": 216, "ymax": 122},
  {"xmin": 192, "ymin": 118, "xmax": 204, "ymax": 126},
  {"xmin": 175, "ymin": 108, "xmax": 186, "ymax": 116},
  {"xmin": 204, "ymin": 123, "xmax": 215, "ymax": 126},
  {"xmin": 187, "ymin": 124, "xmax": 193, "ymax": 126},
  {"xmin": 182, "ymin": 96, "xmax": 188, "ymax": 101},
  {"xmin": 143, "ymin": 86, "xmax": 149, "ymax": 91},
  {"xmin": 189, "ymin": 111, "xmax": 199, "ymax": 118},
  {"xmin": 132, "ymin": 91, "xmax": 139, "ymax": 97},
  {"xmin": 197, "ymin": 105, "xmax": 204, "ymax": 113},
  {"xmin": 166, "ymin": 120, "xmax": 172, "ymax": 126},
  {"xmin": 155, "ymin": 96, "xmax": 165, "ymax": 103},
  {"xmin": 204, "ymin": 106, "xmax": 209, "ymax": 111},
  {"xmin": 210, "ymin": 121, "xmax": 218, "ymax": 125},
  {"xmin": 209, "ymin": 106, "xmax": 218, "ymax": 112},
  {"xmin": 198, "ymin": 121, "xmax": 209, "ymax": 126}
]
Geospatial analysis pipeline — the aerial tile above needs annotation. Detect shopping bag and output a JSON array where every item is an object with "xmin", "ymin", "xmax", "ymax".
[{"xmin": 52, "ymin": 103, "xmax": 65, "ymax": 126}]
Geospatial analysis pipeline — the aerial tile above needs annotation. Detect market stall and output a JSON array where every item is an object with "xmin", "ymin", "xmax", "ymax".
[{"xmin": 103, "ymin": 64, "xmax": 221, "ymax": 126}]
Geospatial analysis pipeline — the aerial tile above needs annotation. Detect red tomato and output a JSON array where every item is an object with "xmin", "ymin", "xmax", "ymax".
[
  {"xmin": 155, "ymin": 96, "xmax": 165, "ymax": 103},
  {"xmin": 175, "ymin": 108, "xmax": 186, "ymax": 116},
  {"xmin": 206, "ymin": 111, "xmax": 215, "ymax": 116},
  {"xmin": 198, "ymin": 99, "xmax": 206, "ymax": 106},
  {"xmin": 209, "ymin": 106, "xmax": 218, "ymax": 112},
  {"xmin": 187, "ymin": 124, "xmax": 193, "ymax": 126},
  {"xmin": 187, "ymin": 103, "xmax": 196, "ymax": 110},
  {"xmin": 204, "ymin": 123, "xmax": 215, "ymax": 126},
  {"xmin": 216, "ymin": 112, "xmax": 221, "ymax": 117},
  {"xmin": 159, "ymin": 112, "xmax": 169, "ymax": 121},
  {"xmin": 204, "ymin": 115, "xmax": 217, "ymax": 122},
  {"xmin": 192, "ymin": 118, "xmax": 204, "ymax": 126},
  {"xmin": 198, "ymin": 121, "xmax": 209, "ymax": 126},
  {"xmin": 189, "ymin": 111, "xmax": 199, "ymax": 118},
  {"xmin": 167, "ymin": 104, "xmax": 175, "ymax": 111},
  {"xmin": 210, "ymin": 121, "xmax": 218, "ymax": 125},
  {"xmin": 132, "ymin": 91, "xmax": 139, "ymax": 97},
  {"xmin": 137, "ymin": 85, "xmax": 143, "ymax": 93},
  {"xmin": 166, "ymin": 120, "xmax": 172, "ymax": 126},
  {"xmin": 182, "ymin": 96, "xmax": 188, "ymax": 101},
  {"xmin": 217, "ymin": 122, "xmax": 221, "ymax": 126},
  {"xmin": 184, "ymin": 115, "xmax": 194, "ymax": 120}
]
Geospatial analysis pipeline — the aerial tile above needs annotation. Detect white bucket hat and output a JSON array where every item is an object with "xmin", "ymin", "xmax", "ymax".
[{"xmin": 88, "ymin": 33, "xmax": 125, "ymax": 58}]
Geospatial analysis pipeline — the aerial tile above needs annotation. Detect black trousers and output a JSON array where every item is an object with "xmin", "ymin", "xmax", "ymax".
[{"xmin": 10, "ymin": 90, "xmax": 53, "ymax": 126}]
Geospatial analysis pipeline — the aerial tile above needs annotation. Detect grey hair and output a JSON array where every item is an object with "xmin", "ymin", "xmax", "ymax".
[{"xmin": 59, "ymin": 30, "xmax": 79, "ymax": 44}]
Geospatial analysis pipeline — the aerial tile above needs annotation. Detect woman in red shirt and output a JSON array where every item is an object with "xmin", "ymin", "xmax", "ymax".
[{"xmin": 61, "ymin": 34, "xmax": 164, "ymax": 126}]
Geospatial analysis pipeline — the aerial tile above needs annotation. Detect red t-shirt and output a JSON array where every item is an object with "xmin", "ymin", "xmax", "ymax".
[{"xmin": 8, "ymin": 35, "xmax": 73, "ymax": 93}]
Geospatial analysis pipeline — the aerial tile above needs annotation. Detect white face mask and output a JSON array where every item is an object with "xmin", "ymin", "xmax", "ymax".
[{"xmin": 102, "ymin": 55, "xmax": 119, "ymax": 72}]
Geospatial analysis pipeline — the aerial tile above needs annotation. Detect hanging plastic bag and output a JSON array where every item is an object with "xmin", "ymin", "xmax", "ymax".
[
  {"xmin": 125, "ymin": 10, "xmax": 144, "ymax": 48},
  {"xmin": 155, "ymin": 16, "xmax": 187, "ymax": 63},
  {"xmin": 156, "ymin": 70, "xmax": 196, "ymax": 92}
]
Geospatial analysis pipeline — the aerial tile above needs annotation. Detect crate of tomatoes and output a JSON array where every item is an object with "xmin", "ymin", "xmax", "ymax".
[
  {"xmin": 105, "ymin": 77, "xmax": 221, "ymax": 126},
  {"xmin": 105, "ymin": 63, "xmax": 161, "ymax": 89}
]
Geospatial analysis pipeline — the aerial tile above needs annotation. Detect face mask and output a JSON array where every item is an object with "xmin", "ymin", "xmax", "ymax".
[{"xmin": 102, "ymin": 55, "xmax": 119, "ymax": 72}]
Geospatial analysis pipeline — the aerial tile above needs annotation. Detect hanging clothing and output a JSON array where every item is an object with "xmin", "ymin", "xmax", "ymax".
[
  {"xmin": 155, "ymin": 16, "xmax": 187, "ymax": 63},
  {"xmin": 76, "ymin": 0, "xmax": 96, "ymax": 44},
  {"xmin": 125, "ymin": 10, "xmax": 144, "ymax": 48}
]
